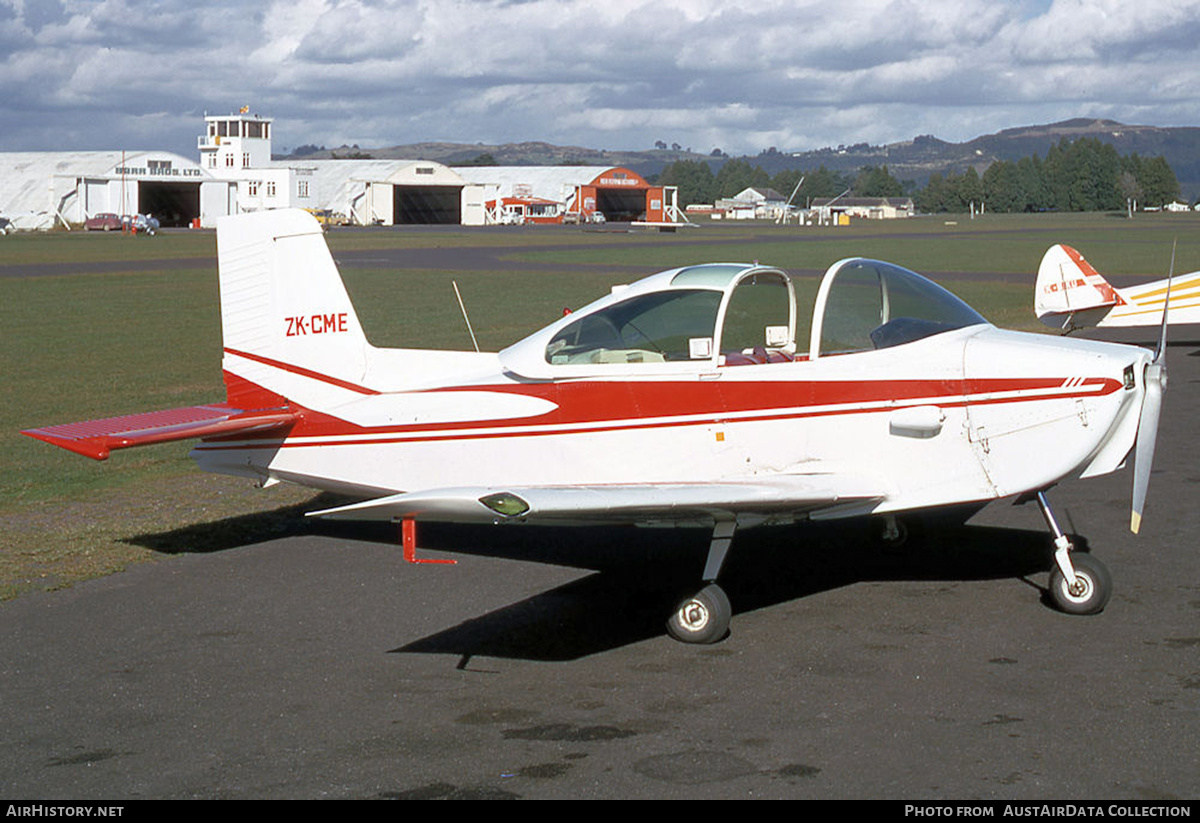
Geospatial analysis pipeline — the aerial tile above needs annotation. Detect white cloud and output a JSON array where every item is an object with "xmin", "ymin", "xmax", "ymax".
[{"xmin": 1, "ymin": 0, "xmax": 1200, "ymax": 156}]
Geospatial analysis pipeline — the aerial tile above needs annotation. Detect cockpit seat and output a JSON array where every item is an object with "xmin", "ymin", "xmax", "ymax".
[{"xmin": 721, "ymin": 347, "xmax": 795, "ymax": 366}]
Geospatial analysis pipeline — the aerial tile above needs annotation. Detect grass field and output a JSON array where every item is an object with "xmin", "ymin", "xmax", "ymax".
[{"xmin": 3, "ymin": 210, "xmax": 1198, "ymax": 598}]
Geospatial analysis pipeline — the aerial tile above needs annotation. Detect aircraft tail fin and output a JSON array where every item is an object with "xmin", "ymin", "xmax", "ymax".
[
  {"xmin": 1035, "ymin": 244, "xmax": 1121, "ymax": 331},
  {"xmin": 21, "ymin": 209, "xmax": 361, "ymax": 460},
  {"xmin": 217, "ymin": 209, "xmax": 375, "ymax": 408}
]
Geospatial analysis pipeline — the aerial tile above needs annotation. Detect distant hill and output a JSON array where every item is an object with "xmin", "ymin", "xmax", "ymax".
[
  {"xmin": 276, "ymin": 119, "xmax": 1200, "ymax": 200},
  {"xmin": 277, "ymin": 139, "xmax": 705, "ymax": 169},
  {"xmin": 741, "ymin": 119, "xmax": 1200, "ymax": 199}
]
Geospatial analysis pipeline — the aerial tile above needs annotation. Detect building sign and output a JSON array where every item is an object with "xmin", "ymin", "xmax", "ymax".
[
  {"xmin": 597, "ymin": 175, "xmax": 641, "ymax": 187},
  {"xmin": 114, "ymin": 163, "xmax": 203, "ymax": 178}
]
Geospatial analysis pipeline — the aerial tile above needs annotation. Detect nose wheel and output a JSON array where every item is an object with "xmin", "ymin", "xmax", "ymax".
[{"xmin": 1047, "ymin": 552, "xmax": 1112, "ymax": 615}]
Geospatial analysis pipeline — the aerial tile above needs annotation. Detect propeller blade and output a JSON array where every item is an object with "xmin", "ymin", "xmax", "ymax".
[
  {"xmin": 1130, "ymin": 363, "xmax": 1164, "ymax": 533},
  {"xmin": 1131, "ymin": 242, "xmax": 1174, "ymax": 533}
]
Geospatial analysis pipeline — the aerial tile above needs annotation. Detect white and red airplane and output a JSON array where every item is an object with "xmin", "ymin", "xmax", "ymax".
[
  {"xmin": 1036, "ymin": 243, "xmax": 1199, "ymax": 332},
  {"xmin": 24, "ymin": 210, "xmax": 1169, "ymax": 643}
]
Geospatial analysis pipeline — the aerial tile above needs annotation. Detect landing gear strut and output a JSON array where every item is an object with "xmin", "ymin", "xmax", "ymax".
[
  {"xmin": 1035, "ymin": 491, "xmax": 1112, "ymax": 615},
  {"xmin": 667, "ymin": 519, "xmax": 735, "ymax": 644}
]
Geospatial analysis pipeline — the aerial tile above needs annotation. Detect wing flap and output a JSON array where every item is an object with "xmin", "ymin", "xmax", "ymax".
[
  {"xmin": 308, "ymin": 475, "xmax": 886, "ymax": 526},
  {"xmin": 22, "ymin": 404, "xmax": 299, "ymax": 460}
]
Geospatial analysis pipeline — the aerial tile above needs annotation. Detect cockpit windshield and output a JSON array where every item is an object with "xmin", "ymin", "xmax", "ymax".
[
  {"xmin": 545, "ymin": 289, "xmax": 723, "ymax": 365},
  {"xmin": 814, "ymin": 259, "xmax": 985, "ymax": 356}
]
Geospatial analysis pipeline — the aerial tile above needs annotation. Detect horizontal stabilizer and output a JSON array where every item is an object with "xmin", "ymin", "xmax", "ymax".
[
  {"xmin": 308, "ymin": 476, "xmax": 886, "ymax": 526},
  {"xmin": 22, "ymin": 404, "xmax": 299, "ymax": 461}
]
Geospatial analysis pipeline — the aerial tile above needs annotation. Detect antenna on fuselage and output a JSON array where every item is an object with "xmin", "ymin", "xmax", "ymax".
[{"xmin": 452, "ymin": 280, "xmax": 480, "ymax": 353}]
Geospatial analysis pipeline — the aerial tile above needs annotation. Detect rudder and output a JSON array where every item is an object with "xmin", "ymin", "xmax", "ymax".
[
  {"xmin": 217, "ymin": 209, "xmax": 374, "ymax": 408},
  {"xmin": 1035, "ymin": 244, "xmax": 1120, "ymax": 331}
]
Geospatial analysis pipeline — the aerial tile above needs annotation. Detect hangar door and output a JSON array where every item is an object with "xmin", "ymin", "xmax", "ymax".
[
  {"xmin": 596, "ymin": 187, "xmax": 647, "ymax": 222},
  {"xmin": 139, "ymin": 181, "xmax": 200, "ymax": 227},
  {"xmin": 393, "ymin": 185, "xmax": 463, "ymax": 224}
]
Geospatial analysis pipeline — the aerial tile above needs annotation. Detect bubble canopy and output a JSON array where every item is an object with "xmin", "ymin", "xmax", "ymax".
[{"xmin": 498, "ymin": 259, "xmax": 987, "ymax": 379}]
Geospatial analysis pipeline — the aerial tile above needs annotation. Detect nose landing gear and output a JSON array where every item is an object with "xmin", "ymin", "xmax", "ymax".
[{"xmin": 1036, "ymin": 491, "xmax": 1112, "ymax": 615}]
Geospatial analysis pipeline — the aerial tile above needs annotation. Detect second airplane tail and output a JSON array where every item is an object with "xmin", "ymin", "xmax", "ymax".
[{"xmin": 1034, "ymin": 244, "xmax": 1121, "ymax": 332}]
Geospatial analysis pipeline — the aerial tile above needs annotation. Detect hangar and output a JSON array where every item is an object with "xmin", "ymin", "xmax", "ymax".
[
  {"xmin": 0, "ymin": 151, "xmax": 231, "ymax": 230},
  {"xmin": 328, "ymin": 160, "xmax": 476, "ymax": 226},
  {"xmin": 455, "ymin": 165, "xmax": 680, "ymax": 224}
]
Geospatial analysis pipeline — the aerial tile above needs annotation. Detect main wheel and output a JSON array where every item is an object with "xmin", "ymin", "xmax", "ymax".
[
  {"xmin": 1047, "ymin": 553, "xmax": 1112, "ymax": 615},
  {"xmin": 667, "ymin": 583, "xmax": 731, "ymax": 644},
  {"xmin": 871, "ymin": 515, "xmax": 909, "ymax": 548}
]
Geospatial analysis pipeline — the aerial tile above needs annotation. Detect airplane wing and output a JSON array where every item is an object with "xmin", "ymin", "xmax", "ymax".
[
  {"xmin": 1096, "ymin": 272, "xmax": 1200, "ymax": 328},
  {"xmin": 22, "ymin": 404, "xmax": 299, "ymax": 461},
  {"xmin": 307, "ymin": 474, "xmax": 887, "ymax": 526}
]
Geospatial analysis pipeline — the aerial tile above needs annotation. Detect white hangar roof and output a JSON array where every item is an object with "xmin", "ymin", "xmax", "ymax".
[
  {"xmin": 2, "ymin": 152, "xmax": 125, "ymax": 216},
  {"xmin": 453, "ymin": 166, "xmax": 643, "ymax": 201},
  {"xmin": 265, "ymin": 158, "xmax": 468, "ymax": 214}
]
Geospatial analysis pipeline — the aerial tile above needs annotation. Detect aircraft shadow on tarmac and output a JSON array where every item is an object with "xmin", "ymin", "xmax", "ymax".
[
  {"xmin": 388, "ymin": 517, "xmax": 1077, "ymax": 662},
  {"xmin": 126, "ymin": 499, "xmax": 1083, "ymax": 661},
  {"xmin": 123, "ymin": 494, "xmax": 342, "ymax": 554}
]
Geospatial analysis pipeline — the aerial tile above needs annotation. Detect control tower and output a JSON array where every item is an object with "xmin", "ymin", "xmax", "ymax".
[{"xmin": 198, "ymin": 109, "xmax": 273, "ymax": 176}]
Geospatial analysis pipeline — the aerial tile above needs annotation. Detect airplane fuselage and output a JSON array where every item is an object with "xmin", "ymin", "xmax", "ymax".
[{"xmin": 194, "ymin": 324, "xmax": 1148, "ymax": 525}]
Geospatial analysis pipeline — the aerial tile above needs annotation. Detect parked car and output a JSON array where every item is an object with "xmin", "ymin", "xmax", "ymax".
[
  {"xmin": 84, "ymin": 213, "xmax": 122, "ymax": 231},
  {"xmin": 304, "ymin": 208, "xmax": 348, "ymax": 228}
]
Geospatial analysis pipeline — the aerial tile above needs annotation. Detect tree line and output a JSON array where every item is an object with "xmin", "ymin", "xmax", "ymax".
[
  {"xmin": 919, "ymin": 138, "xmax": 1180, "ymax": 213},
  {"xmin": 655, "ymin": 159, "xmax": 866, "ymax": 208},
  {"xmin": 655, "ymin": 137, "xmax": 1181, "ymax": 213}
]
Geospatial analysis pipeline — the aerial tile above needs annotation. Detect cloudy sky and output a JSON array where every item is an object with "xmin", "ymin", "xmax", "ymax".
[{"xmin": 3, "ymin": 0, "xmax": 1200, "ymax": 159}]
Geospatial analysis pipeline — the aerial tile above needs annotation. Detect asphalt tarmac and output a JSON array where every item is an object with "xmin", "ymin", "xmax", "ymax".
[{"xmin": 1, "ymin": 332, "xmax": 1197, "ymax": 799}]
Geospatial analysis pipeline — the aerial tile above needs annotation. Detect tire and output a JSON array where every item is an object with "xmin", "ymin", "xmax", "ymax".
[
  {"xmin": 666, "ymin": 583, "xmax": 731, "ymax": 644},
  {"xmin": 872, "ymin": 516, "xmax": 908, "ymax": 548},
  {"xmin": 1048, "ymin": 553, "xmax": 1112, "ymax": 615}
]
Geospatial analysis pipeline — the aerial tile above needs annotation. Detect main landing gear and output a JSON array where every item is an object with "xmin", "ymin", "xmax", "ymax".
[
  {"xmin": 1035, "ymin": 491, "xmax": 1112, "ymax": 615},
  {"xmin": 667, "ymin": 583, "xmax": 732, "ymax": 644},
  {"xmin": 667, "ymin": 520, "xmax": 735, "ymax": 644}
]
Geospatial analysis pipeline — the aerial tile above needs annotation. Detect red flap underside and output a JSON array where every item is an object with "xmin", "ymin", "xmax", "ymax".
[{"xmin": 22, "ymin": 404, "xmax": 299, "ymax": 461}]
